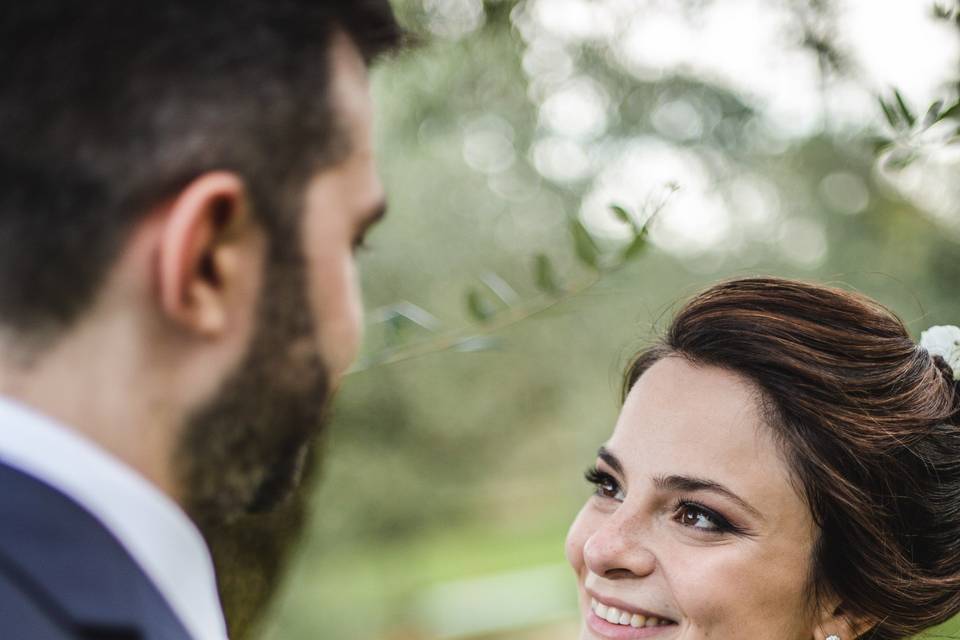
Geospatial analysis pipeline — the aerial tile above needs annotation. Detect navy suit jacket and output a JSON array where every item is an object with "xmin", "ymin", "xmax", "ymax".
[{"xmin": 0, "ymin": 461, "xmax": 193, "ymax": 639}]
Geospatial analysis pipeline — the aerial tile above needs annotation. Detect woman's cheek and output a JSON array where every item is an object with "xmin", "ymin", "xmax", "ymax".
[{"xmin": 664, "ymin": 547, "xmax": 778, "ymax": 639}]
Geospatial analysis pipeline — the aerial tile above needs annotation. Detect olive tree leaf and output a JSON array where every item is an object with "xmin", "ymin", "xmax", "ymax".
[
  {"xmin": 623, "ymin": 232, "xmax": 648, "ymax": 262},
  {"xmin": 893, "ymin": 89, "xmax": 916, "ymax": 128},
  {"xmin": 878, "ymin": 96, "xmax": 901, "ymax": 130},
  {"xmin": 533, "ymin": 253, "xmax": 561, "ymax": 294},
  {"xmin": 939, "ymin": 101, "xmax": 960, "ymax": 122},
  {"xmin": 383, "ymin": 312, "xmax": 405, "ymax": 346},
  {"xmin": 610, "ymin": 203, "xmax": 632, "ymax": 226},
  {"xmin": 884, "ymin": 149, "xmax": 918, "ymax": 171},
  {"xmin": 868, "ymin": 136, "xmax": 894, "ymax": 155},
  {"xmin": 466, "ymin": 289, "xmax": 495, "ymax": 323},
  {"xmin": 924, "ymin": 100, "xmax": 945, "ymax": 127},
  {"xmin": 453, "ymin": 336, "xmax": 503, "ymax": 353},
  {"xmin": 391, "ymin": 302, "xmax": 442, "ymax": 332},
  {"xmin": 481, "ymin": 272, "xmax": 519, "ymax": 306},
  {"xmin": 570, "ymin": 219, "xmax": 600, "ymax": 269},
  {"xmin": 610, "ymin": 204, "xmax": 631, "ymax": 225},
  {"xmin": 933, "ymin": 3, "xmax": 954, "ymax": 20},
  {"xmin": 611, "ymin": 203, "xmax": 643, "ymax": 235}
]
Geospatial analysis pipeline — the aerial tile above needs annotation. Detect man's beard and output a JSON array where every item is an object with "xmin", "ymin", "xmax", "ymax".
[{"xmin": 175, "ymin": 229, "xmax": 331, "ymax": 527}]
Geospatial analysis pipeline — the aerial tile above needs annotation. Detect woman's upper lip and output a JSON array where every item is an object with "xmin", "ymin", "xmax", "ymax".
[{"xmin": 585, "ymin": 587, "xmax": 676, "ymax": 622}]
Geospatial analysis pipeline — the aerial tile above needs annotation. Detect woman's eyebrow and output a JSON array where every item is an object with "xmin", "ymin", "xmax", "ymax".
[{"xmin": 654, "ymin": 474, "xmax": 764, "ymax": 520}]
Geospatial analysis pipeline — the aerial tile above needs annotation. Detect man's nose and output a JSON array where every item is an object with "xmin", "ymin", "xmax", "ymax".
[{"xmin": 583, "ymin": 509, "xmax": 657, "ymax": 579}]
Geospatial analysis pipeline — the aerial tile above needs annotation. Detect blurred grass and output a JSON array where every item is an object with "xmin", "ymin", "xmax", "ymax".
[
  {"xmin": 262, "ymin": 515, "xmax": 577, "ymax": 639},
  {"xmin": 929, "ymin": 620, "xmax": 960, "ymax": 639}
]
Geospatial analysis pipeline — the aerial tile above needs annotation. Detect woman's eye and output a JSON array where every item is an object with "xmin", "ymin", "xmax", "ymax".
[
  {"xmin": 585, "ymin": 467, "xmax": 625, "ymax": 501},
  {"xmin": 674, "ymin": 501, "xmax": 729, "ymax": 533},
  {"xmin": 596, "ymin": 477, "xmax": 621, "ymax": 499}
]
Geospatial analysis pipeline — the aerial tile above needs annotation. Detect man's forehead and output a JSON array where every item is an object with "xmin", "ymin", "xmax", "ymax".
[{"xmin": 328, "ymin": 32, "xmax": 374, "ymax": 131}]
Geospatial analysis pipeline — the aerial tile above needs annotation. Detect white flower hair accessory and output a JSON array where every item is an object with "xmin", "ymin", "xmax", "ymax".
[{"xmin": 920, "ymin": 325, "xmax": 960, "ymax": 381}]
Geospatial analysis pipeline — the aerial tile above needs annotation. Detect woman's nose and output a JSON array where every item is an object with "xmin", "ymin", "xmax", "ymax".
[{"xmin": 582, "ymin": 511, "xmax": 657, "ymax": 579}]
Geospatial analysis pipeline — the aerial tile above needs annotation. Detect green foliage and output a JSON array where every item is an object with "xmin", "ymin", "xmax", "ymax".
[
  {"xmin": 533, "ymin": 254, "xmax": 561, "ymax": 295},
  {"xmin": 465, "ymin": 288, "xmax": 496, "ymax": 323},
  {"xmin": 893, "ymin": 89, "xmax": 916, "ymax": 128},
  {"xmin": 941, "ymin": 101, "xmax": 960, "ymax": 121},
  {"xmin": 570, "ymin": 219, "xmax": 601, "ymax": 269},
  {"xmin": 878, "ymin": 95, "xmax": 901, "ymax": 130},
  {"xmin": 353, "ymin": 198, "xmax": 659, "ymax": 373},
  {"xmin": 623, "ymin": 233, "xmax": 648, "ymax": 262},
  {"xmin": 868, "ymin": 135, "xmax": 894, "ymax": 155},
  {"xmin": 924, "ymin": 99, "xmax": 945, "ymax": 127},
  {"xmin": 874, "ymin": 88, "xmax": 960, "ymax": 170},
  {"xmin": 932, "ymin": 1, "xmax": 960, "ymax": 22},
  {"xmin": 453, "ymin": 335, "xmax": 502, "ymax": 352},
  {"xmin": 610, "ymin": 204, "xmax": 633, "ymax": 228}
]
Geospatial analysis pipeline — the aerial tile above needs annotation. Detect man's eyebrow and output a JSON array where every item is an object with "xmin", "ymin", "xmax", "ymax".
[
  {"xmin": 597, "ymin": 446, "xmax": 624, "ymax": 476},
  {"xmin": 654, "ymin": 474, "xmax": 764, "ymax": 520}
]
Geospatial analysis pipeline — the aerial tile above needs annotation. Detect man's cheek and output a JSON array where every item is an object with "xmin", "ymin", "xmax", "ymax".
[{"xmin": 314, "ymin": 257, "xmax": 363, "ymax": 378}]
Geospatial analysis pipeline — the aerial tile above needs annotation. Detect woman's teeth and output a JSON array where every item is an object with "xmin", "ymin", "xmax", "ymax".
[{"xmin": 591, "ymin": 598, "xmax": 672, "ymax": 628}]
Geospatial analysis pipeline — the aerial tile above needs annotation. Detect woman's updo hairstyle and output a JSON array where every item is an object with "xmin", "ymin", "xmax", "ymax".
[{"xmin": 624, "ymin": 277, "xmax": 960, "ymax": 639}]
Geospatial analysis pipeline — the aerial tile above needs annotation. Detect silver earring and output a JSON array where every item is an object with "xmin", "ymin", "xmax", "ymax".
[{"xmin": 826, "ymin": 635, "xmax": 840, "ymax": 640}]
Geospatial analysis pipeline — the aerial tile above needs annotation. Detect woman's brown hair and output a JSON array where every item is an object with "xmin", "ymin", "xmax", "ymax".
[{"xmin": 624, "ymin": 277, "xmax": 960, "ymax": 639}]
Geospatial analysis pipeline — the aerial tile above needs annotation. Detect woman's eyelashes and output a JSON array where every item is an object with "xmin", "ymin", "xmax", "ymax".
[
  {"xmin": 672, "ymin": 499, "xmax": 744, "ymax": 535},
  {"xmin": 585, "ymin": 466, "xmax": 625, "ymax": 501}
]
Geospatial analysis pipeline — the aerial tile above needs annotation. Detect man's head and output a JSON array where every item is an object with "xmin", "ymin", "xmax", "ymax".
[{"xmin": 0, "ymin": 1, "xmax": 401, "ymax": 522}]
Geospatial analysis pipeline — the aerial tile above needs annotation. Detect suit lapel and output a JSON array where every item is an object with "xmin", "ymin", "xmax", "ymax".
[{"xmin": 0, "ymin": 461, "xmax": 193, "ymax": 639}]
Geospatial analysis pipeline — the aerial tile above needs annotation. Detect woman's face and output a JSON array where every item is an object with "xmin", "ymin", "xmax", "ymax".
[{"xmin": 566, "ymin": 356, "xmax": 822, "ymax": 639}]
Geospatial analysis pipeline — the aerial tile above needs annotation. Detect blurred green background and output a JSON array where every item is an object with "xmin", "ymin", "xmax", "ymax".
[{"xmin": 243, "ymin": 0, "xmax": 960, "ymax": 638}]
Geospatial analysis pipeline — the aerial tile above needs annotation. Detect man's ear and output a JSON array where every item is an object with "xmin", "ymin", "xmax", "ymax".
[
  {"xmin": 156, "ymin": 172, "xmax": 257, "ymax": 337},
  {"xmin": 813, "ymin": 598, "xmax": 875, "ymax": 640}
]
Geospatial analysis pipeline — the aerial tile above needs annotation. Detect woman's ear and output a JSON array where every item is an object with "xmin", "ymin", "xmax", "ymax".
[
  {"xmin": 813, "ymin": 598, "xmax": 875, "ymax": 640},
  {"xmin": 156, "ymin": 171, "xmax": 256, "ymax": 337}
]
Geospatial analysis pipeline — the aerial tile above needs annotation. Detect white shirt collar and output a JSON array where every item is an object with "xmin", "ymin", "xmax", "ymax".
[{"xmin": 0, "ymin": 395, "xmax": 228, "ymax": 640}]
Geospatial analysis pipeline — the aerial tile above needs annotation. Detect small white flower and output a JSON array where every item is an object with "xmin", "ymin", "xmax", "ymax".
[{"xmin": 920, "ymin": 325, "xmax": 960, "ymax": 380}]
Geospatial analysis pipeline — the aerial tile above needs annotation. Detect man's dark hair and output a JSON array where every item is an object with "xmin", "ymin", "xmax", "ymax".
[{"xmin": 0, "ymin": 0, "xmax": 401, "ymax": 342}]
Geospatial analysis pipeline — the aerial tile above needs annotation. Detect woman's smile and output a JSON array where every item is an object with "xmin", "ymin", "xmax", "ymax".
[{"xmin": 585, "ymin": 592, "xmax": 677, "ymax": 639}]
